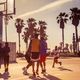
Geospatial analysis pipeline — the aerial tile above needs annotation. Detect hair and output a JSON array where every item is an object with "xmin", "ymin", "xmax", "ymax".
[
  {"xmin": 5, "ymin": 42, "xmax": 9, "ymax": 46},
  {"xmin": 34, "ymin": 33, "xmax": 39, "ymax": 38}
]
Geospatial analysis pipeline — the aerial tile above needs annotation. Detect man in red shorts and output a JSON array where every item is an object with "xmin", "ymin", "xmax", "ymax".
[{"xmin": 40, "ymin": 37, "xmax": 47, "ymax": 74}]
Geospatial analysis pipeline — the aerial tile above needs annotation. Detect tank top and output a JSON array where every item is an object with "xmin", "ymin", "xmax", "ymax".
[{"xmin": 31, "ymin": 39, "xmax": 40, "ymax": 52}]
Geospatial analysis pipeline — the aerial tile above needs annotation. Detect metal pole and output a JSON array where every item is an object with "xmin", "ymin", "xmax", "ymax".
[
  {"xmin": 62, "ymin": 29, "xmax": 64, "ymax": 53},
  {"xmin": 14, "ymin": 0, "xmax": 16, "ymax": 14},
  {"xmin": 18, "ymin": 33, "xmax": 21, "ymax": 53},
  {"xmin": 5, "ymin": 0, "xmax": 8, "ymax": 42}
]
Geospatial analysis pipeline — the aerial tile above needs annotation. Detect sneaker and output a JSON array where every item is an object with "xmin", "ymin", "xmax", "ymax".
[
  {"xmin": 23, "ymin": 70, "xmax": 28, "ymax": 75},
  {"xmin": 36, "ymin": 72, "xmax": 39, "ymax": 77},
  {"xmin": 41, "ymin": 70, "xmax": 44, "ymax": 74},
  {"xmin": 44, "ymin": 69, "xmax": 46, "ymax": 73}
]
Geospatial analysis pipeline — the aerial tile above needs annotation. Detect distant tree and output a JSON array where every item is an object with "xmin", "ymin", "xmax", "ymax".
[
  {"xmin": 22, "ymin": 27, "xmax": 29, "ymax": 50},
  {"xmin": 72, "ymin": 33, "xmax": 77, "ymax": 55},
  {"xmin": 22, "ymin": 18, "xmax": 48, "ymax": 51},
  {"xmin": 69, "ymin": 7, "xmax": 80, "ymax": 53},
  {"xmin": 70, "ymin": 44, "xmax": 73, "ymax": 53},
  {"xmin": 57, "ymin": 12, "xmax": 68, "ymax": 53},
  {"xmin": 27, "ymin": 18, "xmax": 37, "ymax": 38},
  {"xmin": 38, "ymin": 21, "xmax": 47, "ymax": 39},
  {"xmin": 22, "ymin": 18, "xmax": 37, "ymax": 50},
  {"xmin": 64, "ymin": 43, "xmax": 69, "ymax": 53},
  {"xmin": 15, "ymin": 18, "xmax": 24, "ymax": 53}
]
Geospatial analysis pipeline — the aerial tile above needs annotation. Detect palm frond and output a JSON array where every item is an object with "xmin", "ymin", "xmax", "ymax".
[
  {"xmin": 65, "ymin": 14, "xmax": 68, "ymax": 17},
  {"xmin": 70, "ymin": 7, "xmax": 78, "ymax": 13},
  {"xmin": 56, "ymin": 16, "xmax": 59, "ymax": 19},
  {"xmin": 57, "ymin": 20, "xmax": 60, "ymax": 23},
  {"xmin": 64, "ymin": 18, "xmax": 68, "ymax": 23},
  {"xmin": 69, "ymin": 16, "xmax": 73, "ymax": 20},
  {"xmin": 62, "ymin": 12, "xmax": 65, "ymax": 16},
  {"xmin": 59, "ymin": 12, "xmax": 63, "ymax": 16}
]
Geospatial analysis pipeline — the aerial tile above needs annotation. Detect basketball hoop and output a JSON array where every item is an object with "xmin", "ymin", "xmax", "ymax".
[
  {"xmin": 0, "ymin": 0, "xmax": 15, "ymax": 15},
  {"xmin": 0, "ymin": 0, "xmax": 16, "ymax": 42}
]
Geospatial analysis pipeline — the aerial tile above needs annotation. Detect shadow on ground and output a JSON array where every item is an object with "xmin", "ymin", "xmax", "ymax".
[
  {"xmin": 29, "ymin": 74, "xmax": 61, "ymax": 80},
  {"xmin": 58, "ymin": 67, "xmax": 73, "ymax": 72},
  {"xmin": 0, "ymin": 72, "xmax": 10, "ymax": 80}
]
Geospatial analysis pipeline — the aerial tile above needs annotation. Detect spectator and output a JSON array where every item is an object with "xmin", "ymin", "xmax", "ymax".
[
  {"xmin": 0, "ymin": 43, "xmax": 3, "ymax": 69},
  {"xmin": 3, "ymin": 42, "xmax": 10, "ymax": 72},
  {"xmin": 40, "ymin": 37, "xmax": 47, "ymax": 74}
]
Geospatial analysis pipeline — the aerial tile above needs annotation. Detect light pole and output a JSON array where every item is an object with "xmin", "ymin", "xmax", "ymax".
[{"xmin": 5, "ymin": 0, "xmax": 8, "ymax": 42}]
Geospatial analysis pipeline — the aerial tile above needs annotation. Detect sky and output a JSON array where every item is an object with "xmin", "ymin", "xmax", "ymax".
[{"xmin": 2, "ymin": 0, "xmax": 80, "ymax": 52}]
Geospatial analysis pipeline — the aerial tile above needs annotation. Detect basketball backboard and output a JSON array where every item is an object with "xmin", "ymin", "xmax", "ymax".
[{"xmin": 0, "ymin": 0, "xmax": 15, "ymax": 15}]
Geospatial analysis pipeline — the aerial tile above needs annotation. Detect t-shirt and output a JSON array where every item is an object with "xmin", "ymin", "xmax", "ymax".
[
  {"xmin": 3, "ymin": 46, "xmax": 10, "ymax": 56},
  {"xmin": 31, "ymin": 39, "xmax": 40, "ymax": 52},
  {"xmin": 40, "ymin": 40, "xmax": 47, "ymax": 55},
  {"xmin": 54, "ymin": 50, "xmax": 60, "ymax": 58}
]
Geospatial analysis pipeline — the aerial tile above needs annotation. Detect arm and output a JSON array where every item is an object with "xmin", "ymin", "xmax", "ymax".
[{"xmin": 28, "ymin": 40, "xmax": 32, "ymax": 53}]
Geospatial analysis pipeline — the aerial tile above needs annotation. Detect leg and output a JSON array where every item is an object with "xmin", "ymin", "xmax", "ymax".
[
  {"xmin": 26, "ymin": 61, "xmax": 32, "ymax": 69},
  {"xmin": 32, "ymin": 61, "xmax": 35, "ymax": 76},
  {"xmin": 52, "ymin": 58, "xmax": 56, "ymax": 68},
  {"xmin": 6, "ymin": 56, "xmax": 9, "ymax": 71},
  {"xmin": 43, "ymin": 61, "xmax": 46, "ymax": 72},
  {"xmin": 57, "ymin": 58, "xmax": 62, "ymax": 66},
  {"xmin": 36, "ymin": 61, "xmax": 39, "ymax": 75},
  {"xmin": 4, "ymin": 57, "xmax": 7, "ymax": 72},
  {"xmin": 40, "ymin": 62, "xmax": 44, "ymax": 71},
  {"xmin": 52, "ymin": 61, "xmax": 55, "ymax": 68}
]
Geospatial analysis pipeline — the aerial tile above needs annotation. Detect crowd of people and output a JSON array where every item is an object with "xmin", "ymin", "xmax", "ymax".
[{"xmin": 0, "ymin": 33, "xmax": 62, "ymax": 77}]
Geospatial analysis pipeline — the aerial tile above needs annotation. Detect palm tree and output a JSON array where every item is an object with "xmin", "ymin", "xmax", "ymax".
[
  {"xmin": 57, "ymin": 12, "xmax": 68, "ymax": 53},
  {"xmin": 27, "ymin": 18, "xmax": 37, "ymax": 38},
  {"xmin": 38, "ymin": 21, "xmax": 47, "ymax": 39},
  {"xmin": 70, "ymin": 7, "xmax": 80, "ymax": 53},
  {"xmin": 22, "ymin": 27, "xmax": 29, "ymax": 50},
  {"xmin": 15, "ymin": 18, "xmax": 24, "ymax": 53}
]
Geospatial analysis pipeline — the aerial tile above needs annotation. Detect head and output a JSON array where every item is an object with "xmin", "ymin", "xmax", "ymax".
[
  {"xmin": 34, "ymin": 33, "xmax": 39, "ymax": 39},
  {"xmin": 5, "ymin": 42, "xmax": 9, "ymax": 47}
]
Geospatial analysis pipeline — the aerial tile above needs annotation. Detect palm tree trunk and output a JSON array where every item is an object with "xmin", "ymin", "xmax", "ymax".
[
  {"xmin": 62, "ymin": 29, "xmax": 64, "ymax": 53},
  {"xmin": 18, "ymin": 33, "xmax": 21, "ymax": 53},
  {"xmin": 5, "ymin": 23, "xmax": 7, "ymax": 42},
  {"xmin": 75, "ymin": 26, "xmax": 79, "ymax": 53}
]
